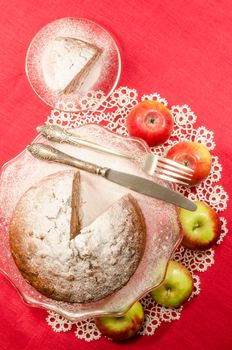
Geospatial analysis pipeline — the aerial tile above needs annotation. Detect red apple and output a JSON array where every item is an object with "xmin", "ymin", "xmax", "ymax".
[
  {"xmin": 126, "ymin": 101, "xmax": 174, "ymax": 147},
  {"xmin": 179, "ymin": 200, "xmax": 221, "ymax": 250},
  {"xmin": 166, "ymin": 141, "xmax": 212, "ymax": 185},
  {"xmin": 94, "ymin": 301, "xmax": 144, "ymax": 341},
  {"xmin": 150, "ymin": 261, "xmax": 193, "ymax": 308}
]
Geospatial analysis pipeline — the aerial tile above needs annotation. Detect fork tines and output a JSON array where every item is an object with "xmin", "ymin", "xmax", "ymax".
[{"xmin": 156, "ymin": 157, "xmax": 193, "ymax": 186}]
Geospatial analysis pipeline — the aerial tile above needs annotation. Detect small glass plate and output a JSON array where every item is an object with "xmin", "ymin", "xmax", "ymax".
[
  {"xmin": 25, "ymin": 18, "xmax": 121, "ymax": 112},
  {"xmin": 0, "ymin": 125, "xmax": 182, "ymax": 321}
]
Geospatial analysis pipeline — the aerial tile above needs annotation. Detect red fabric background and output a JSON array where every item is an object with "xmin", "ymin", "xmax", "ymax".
[{"xmin": 0, "ymin": 1, "xmax": 232, "ymax": 349}]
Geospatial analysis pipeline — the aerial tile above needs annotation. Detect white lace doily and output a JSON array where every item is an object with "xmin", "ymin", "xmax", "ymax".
[{"xmin": 45, "ymin": 87, "xmax": 228, "ymax": 341}]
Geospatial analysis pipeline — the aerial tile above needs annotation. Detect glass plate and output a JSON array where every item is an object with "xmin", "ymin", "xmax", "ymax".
[
  {"xmin": 0, "ymin": 124, "xmax": 182, "ymax": 320},
  {"xmin": 25, "ymin": 18, "xmax": 121, "ymax": 112}
]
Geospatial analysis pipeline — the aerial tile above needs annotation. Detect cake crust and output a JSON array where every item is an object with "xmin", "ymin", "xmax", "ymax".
[{"xmin": 9, "ymin": 170, "xmax": 146, "ymax": 303}]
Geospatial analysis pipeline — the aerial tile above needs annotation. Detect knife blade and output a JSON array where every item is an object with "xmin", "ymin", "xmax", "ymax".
[
  {"xmin": 27, "ymin": 143, "xmax": 197, "ymax": 211},
  {"xmin": 105, "ymin": 169, "xmax": 196, "ymax": 211}
]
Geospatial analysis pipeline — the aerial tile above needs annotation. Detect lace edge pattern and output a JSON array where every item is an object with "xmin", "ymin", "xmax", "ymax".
[{"xmin": 45, "ymin": 87, "xmax": 228, "ymax": 341}]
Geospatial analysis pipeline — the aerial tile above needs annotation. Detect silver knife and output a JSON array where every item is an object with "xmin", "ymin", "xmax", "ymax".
[{"xmin": 27, "ymin": 143, "xmax": 197, "ymax": 211}]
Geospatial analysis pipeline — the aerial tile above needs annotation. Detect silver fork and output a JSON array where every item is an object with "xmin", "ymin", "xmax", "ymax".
[{"xmin": 37, "ymin": 125, "xmax": 193, "ymax": 186}]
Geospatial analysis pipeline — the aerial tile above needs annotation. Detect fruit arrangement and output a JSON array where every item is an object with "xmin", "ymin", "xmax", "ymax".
[{"xmin": 93, "ymin": 99, "xmax": 222, "ymax": 341}]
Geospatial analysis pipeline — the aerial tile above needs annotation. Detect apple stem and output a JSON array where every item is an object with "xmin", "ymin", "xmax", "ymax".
[
  {"xmin": 147, "ymin": 114, "xmax": 156, "ymax": 125},
  {"xmin": 193, "ymin": 222, "xmax": 201, "ymax": 230}
]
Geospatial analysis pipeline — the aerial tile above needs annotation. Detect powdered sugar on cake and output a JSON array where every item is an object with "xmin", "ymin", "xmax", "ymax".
[
  {"xmin": 9, "ymin": 170, "xmax": 146, "ymax": 303},
  {"xmin": 42, "ymin": 37, "xmax": 101, "ymax": 94},
  {"xmin": 25, "ymin": 18, "xmax": 121, "ymax": 111}
]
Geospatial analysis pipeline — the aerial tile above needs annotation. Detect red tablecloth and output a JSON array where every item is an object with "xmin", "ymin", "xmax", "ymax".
[{"xmin": 1, "ymin": 1, "xmax": 232, "ymax": 349}]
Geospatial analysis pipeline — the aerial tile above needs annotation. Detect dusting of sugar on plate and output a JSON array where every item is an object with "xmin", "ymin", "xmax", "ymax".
[
  {"xmin": 26, "ymin": 18, "xmax": 121, "ymax": 112},
  {"xmin": 0, "ymin": 125, "xmax": 181, "ymax": 319}
]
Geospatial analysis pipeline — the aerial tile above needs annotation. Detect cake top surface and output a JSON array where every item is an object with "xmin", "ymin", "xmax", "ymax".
[{"xmin": 10, "ymin": 170, "xmax": 146, "ymax": 303}]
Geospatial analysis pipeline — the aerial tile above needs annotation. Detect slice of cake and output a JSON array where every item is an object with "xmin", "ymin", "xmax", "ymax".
[
  {"xmin": 9, "ymin": 170, "xmax": 146, "ymax": 303},
  {"xmin": 42, "ymin": 37, "xmax": 102, "ymax": 95}
]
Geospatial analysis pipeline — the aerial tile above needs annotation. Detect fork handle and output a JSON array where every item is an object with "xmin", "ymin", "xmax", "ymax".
[
  {"xmin": 27, "ymin": 143, "xmax": 109, "ymax": 177},
  {"xmin": 37, "ymin": 125, "xmax": 132, "ymax": 160}
]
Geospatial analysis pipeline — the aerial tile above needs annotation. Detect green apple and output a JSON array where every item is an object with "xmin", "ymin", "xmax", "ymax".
[
  {"xmin": 151, "ymin": 261, "xmax": 193, "ymax": 308},
  {"xmin": 179, "ymin": 200, "xmax": 220, "ymax": 250},
  {"xmin": 94, "ymin": 301, "xmax": 144, "ymax": 341}
]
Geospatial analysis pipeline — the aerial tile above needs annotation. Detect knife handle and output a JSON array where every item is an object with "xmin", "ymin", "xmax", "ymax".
[{"xmin": 27, "ymin": 143, "xmax": 109, "ymax": 177}]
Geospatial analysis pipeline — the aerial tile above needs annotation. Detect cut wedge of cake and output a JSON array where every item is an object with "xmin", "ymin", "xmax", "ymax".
[{"xmin": 42, "ymin": 37, "xmax": 102, "ymax": 95}]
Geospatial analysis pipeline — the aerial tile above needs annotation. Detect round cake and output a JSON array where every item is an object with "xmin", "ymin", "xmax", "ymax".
[{"xmin": 9, "ymin": 170, "xmax": 146, "ymax": 303}]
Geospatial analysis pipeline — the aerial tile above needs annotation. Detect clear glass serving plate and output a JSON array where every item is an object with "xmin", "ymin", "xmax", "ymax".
[
  {"xmin": 0, "ymin": 124, "xmax": 182, "ymax": 321},
  {"xmin": 25, "ymin": 17, "xmax": 121, "ymax": 113}
]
